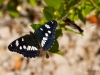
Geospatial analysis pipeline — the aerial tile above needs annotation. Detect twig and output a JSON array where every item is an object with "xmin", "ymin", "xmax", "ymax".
[
  {"xmin": 58, "ymin": 0, "xmax": 83, "ymax": 23},
  {"xmin": 90, "ymin": 0, "xmax": 99, "ymax": 9}
]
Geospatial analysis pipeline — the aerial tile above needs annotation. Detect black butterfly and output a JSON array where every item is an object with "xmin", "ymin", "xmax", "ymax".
[
  {"xmin": 8, "ymin": 20, "xmax": 57, "ymax": 58},
  {"xmin": 63, "ymin": 18, "xmax": 84, "ymax": 34}
]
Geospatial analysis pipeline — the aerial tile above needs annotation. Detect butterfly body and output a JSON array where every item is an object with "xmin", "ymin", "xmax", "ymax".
[{"xmin": 8, "ymin": 20, "xmax": 57, "ymax": 58}]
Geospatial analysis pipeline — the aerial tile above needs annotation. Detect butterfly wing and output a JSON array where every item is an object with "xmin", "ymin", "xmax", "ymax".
[
  {"xmin": 8, "ymin": 20, "xmax": 57, "ymax": 57},
  {"xmin": 34, "ymin": 20, "xmax": 57, "ymax": 50},
  {"xmin": 8, "ymin": 35, "xmax": 40, "ymax": 58},
  {"xmin": 63, "ymin": 18, "xmax": 83, "ymax": 34}
]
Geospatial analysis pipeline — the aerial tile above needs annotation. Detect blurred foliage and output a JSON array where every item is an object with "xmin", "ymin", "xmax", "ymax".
[
  {"xmin": 28, "ymin": 0, "xmax": 37, "ymax": 6},
  {"xmin": 0, "ymin": 0, "xmax": 100, "ymax": 57}
]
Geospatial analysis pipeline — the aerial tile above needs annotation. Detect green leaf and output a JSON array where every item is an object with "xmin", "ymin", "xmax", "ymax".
[
  {"xmin": 43, "ymin": 6, "xmax": 55, "ymax": 21},
  {"xmin": 64, "ymin": 27, "xmax": 83, "ymax": 35},
  {"xmin": 65, "ymin": 0, "xmax": 77, "ymax": 11},
  {"xmin": 84, "ymin": 1, "xmax": 94, "ymax": 15},
  {"xmin": 44, "ymin": 0, "xmax": 62, "ymax": 9},
  {"xmin": 0, "ymin": 0, "xmax": 5, "ymax": 5},
  {"xmin": 48, "ymin": 40, "xmax": 59, "ymax": 53},
  {"xmin": 7, "ymin": 1, "xmax": 20, "ymax": 18},
  {"xmin": 77, "ymin": 1, "xmax": 86, "ymax": 23},
  {"xmin": 56, "ymin": 51, "xmax": 63, "ymax": 56},
  {"xmin": 9, "ymin": 10, "xmax": 20, "ymax": 18},
  {"xmin": 67, "ymin": 9, "xmax": 79, "ymax": 20},
  {"xmin": 48, "ymin": 39, "xmax": 63, "ymax": 55},
  {"xmin": 28, "ymin": 0, "xmax": 37, "ymax": 6},
  {"xmin": 58, "ymin": 0, "xmax": 78, "ymax": 20},
  {"xmin": 31, "ymin": 24, "xmax": 41, "ymax": 30},
  {"xmin": 78, "ymin": 9, "xmax": 86, "ymax": 23},
  {"xmin": 97, "ymin": 9, "xmax": 100, "ymax": 15},
  {"xmin": 55, "ymin": 28, "xmax": 62, "ymax": 39},
  {"xmin": 0, "ymin": 10, "xmax": 2, "ymax": 16},
  {"xmin": 58, "ymin": 3, "xmax": 64, "ymax": 13},
  {"xmin": 57, "ymin": 2, "xmax": 65, "ymax": 19},
  {"xmin": 92, "ymin": 0, "xmax": 100, "ymax": 7},
  {"xmin": 48, "ymin": 29, "xmax": 62, "ymax": 55}
]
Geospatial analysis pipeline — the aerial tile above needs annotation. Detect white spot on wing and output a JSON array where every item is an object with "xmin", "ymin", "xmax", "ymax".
[
  {"xmin": 41, "ymin": 40, "xmax": 45, "ymax": 47},
  {"xmin": 51, "ymin": 21, "xmax": 53, "ymax": 24},
  {"xmin": 19, "ymin": 46, "xmax": 22, "ymax": 50},
  {"xmin": 45, "ymin": 24, "xmax": 50, "ymax": 29},
  {"xmin": 22, "ymin": 38, "xmax": 24, "ymax": 41},
  {"xmin": 41, "ymin": 37, "xmax": 47, "ymax": 47},
  {"xmin": 23, "ymin": 45, "xmax": 26, "ymax": 49},
  {"xmin": 34, "ymin": 47, "xmax": 38, "ymax": 50},
  {"xmin": 40, "ymin": 28, "xmax": 43, "ymax": 31},
  {"xmin": 31, "ymin": 46, "xmax": 34, "ymax": 50},
  {"xmin": 48, "ymin": 30, "xmax": 51, "ymax": 33},
  {"xmin": 31, "ymin": 46, "xmax": 38, "ymax": 51},
  {"xmin": 16, "ymin": 40, "xmax": 19, "ymax": 46},
  {"xmin": 43, "ymin": 37, "xmax": 47, "ymax": 40},
  {"xmin": 11, "ymin": 44, "xmax": 12, "ymax": 47},
  {"xmin": 27, "ymin": 46, "xmax": 31, "ymax": 51},
  {"xmin": 45, "ymin": 33, "xmax": 48, "ymax": 37}
]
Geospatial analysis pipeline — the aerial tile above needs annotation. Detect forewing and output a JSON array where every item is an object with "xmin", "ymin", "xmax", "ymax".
[
  {"xmin": 8, "ymin": 35, "xmax": 40, "ymax": 58},
  {"xmin": 34, "ymin": 20, "xmax": 57, "ymax": 50}
]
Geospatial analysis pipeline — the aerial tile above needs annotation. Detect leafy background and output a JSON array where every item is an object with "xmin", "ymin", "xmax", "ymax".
[{"xmin": 0, "ymin": 0, "xmax": 100, "ymax": 75}]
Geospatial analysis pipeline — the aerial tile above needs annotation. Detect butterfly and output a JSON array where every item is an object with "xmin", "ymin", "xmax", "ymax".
[
  {"xmin": 63, "ymin": 18, "xmax": 84, "ymax": 34},
  {"xmin": 8, "ymin": 20, "xmax": 58, "ymax": 58}
]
